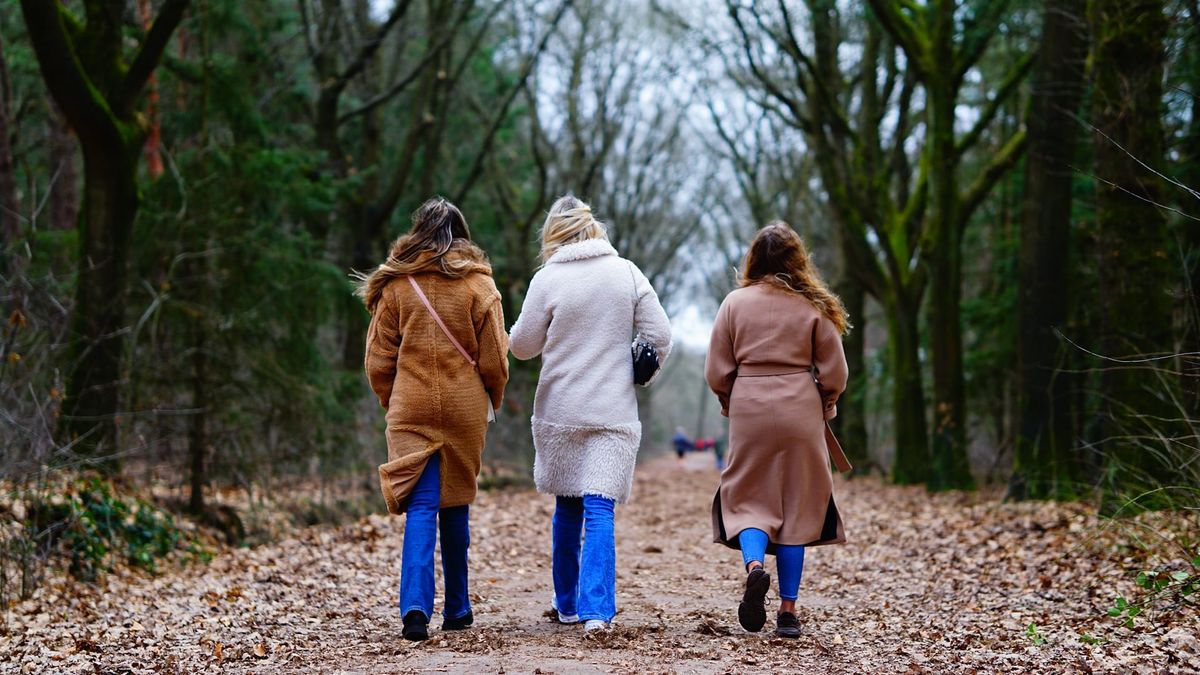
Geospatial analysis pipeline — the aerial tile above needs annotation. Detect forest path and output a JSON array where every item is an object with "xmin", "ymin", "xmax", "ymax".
[{"xmin": 4, "ymin": 454, "xmax": 1196, "ymax": 673}]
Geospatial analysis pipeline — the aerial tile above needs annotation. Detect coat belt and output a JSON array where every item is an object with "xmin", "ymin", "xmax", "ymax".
[
  {"xmin": 736, "ymin": 363, "xmax": 812, "ymax": 377},
  {"xmin": 733, "ymin": 363, "xmax": 853, "ymax": 474}
]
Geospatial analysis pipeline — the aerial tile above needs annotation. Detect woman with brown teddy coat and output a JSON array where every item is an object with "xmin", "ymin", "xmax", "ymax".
[{"xmin": 359, "ymin": 198, "xmax": 509, "ymax": 642}]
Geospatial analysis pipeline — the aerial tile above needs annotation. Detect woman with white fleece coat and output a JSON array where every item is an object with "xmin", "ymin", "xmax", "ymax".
[{"xmin": 509, "ymin": 195, "xmax": 672, "ymax": 632}]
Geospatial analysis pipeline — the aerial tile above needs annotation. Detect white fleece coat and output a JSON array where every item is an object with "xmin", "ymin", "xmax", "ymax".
[{"xmin": 509, "ymin": 238, "xmax": 672, "ymax": 503}]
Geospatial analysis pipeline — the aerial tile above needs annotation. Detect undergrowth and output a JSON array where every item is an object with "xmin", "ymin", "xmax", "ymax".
[{"xmin": 1, "ymin": 476, "xmax": 212, "ymax": 609}]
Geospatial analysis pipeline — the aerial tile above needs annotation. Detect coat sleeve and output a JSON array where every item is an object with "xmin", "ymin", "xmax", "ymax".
[
  {"xmin": 364, "ymin": 290, "xmax": 401, "ymax": 408},
  {"xmin": 476, "ymin": 293, "xmax": 510, "ymax": 411},
  {"xmin": 704, "ymin": 299, "xmax": 736, "ymax": 417},
  {"xmin": 631, "ymin": 263, "xmax": 673, "ymax": 370},
  {"xmin": 813, "ymin": 316, "xmax": 849, "ymax": 420},
  {"xmin": 508, "ymin": 271, "xmax": 551, "ymax": 360}
]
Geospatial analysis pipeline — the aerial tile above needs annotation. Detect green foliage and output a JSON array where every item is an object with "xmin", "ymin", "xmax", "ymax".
[
  {"xmin": 26, "ymin": 477, "xmax": 194, "ymax": 581},
  {"xmin": 131, "ymin": 140, "xmax": 357, "ymax": 477},
  {"xmin": 1024, "ymin": 622, "xmax": 1046, "ymax": 646},
  {"xmin": 121, "ymin": 0, "xmax": 361, "ymax": 485},
  {"xmin": 1103, "ymin": 551, "xmax": 1200, "ymax": 630}
]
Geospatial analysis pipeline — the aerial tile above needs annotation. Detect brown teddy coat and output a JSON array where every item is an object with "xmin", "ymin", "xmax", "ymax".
[
  {"xmin": 365, "ymin": 256, "xmax": 509, "ymax": 513},
  {"xmin": 705, "ymin": 282, "xmax": 849, "ymax": 550}
]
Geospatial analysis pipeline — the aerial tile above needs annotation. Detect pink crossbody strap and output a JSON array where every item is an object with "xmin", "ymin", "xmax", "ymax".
[{"xmin": 408, "ymin": 276, "xmax": 477, "ymax": 370}]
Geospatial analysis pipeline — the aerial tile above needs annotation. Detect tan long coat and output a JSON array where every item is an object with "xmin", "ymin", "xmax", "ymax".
[
  {"xmin": 365, "ymin": 262, "xmax": 509, "ymax": 513},
  {"xmin": 705, "ymin": 282, "xmax": 849, "ymax": 550}
]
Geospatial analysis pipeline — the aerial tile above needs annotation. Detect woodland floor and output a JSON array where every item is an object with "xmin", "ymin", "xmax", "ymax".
[{"xmin": 2, "ymin": 453, "xmax": 1198, "ymax": 674}]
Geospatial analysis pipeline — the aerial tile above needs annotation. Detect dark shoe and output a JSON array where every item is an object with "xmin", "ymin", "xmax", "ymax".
[
  {"xmin": 402, "ymin": 610, "xmax": 429, "ymax": 641},
  {"xmin": 737, "ymin": 567, "xmax": 771, "ymax": 632},
  {"xmin": 442, "ymin": 610, "xmax": 474, "ymax": 631},
  {"xmin": 775, "ymin": 611, "xmax": 801, "ymax": 639}
]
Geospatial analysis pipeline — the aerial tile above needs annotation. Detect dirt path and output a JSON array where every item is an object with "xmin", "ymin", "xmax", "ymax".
[{"xmin": 3, "ymin": 454, "xmax": 1197, "ymax": 673}]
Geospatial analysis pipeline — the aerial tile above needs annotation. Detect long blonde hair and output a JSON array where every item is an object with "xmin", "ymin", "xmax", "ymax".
[
  {"xmin": 739, "ymin": 221, "xmax": 851, "ymax": 335},
  {"xmin": 539, "ymin": 195, "xmax": 607, "ymax": 263},
  {"xmin": 355, "ymin": 197, "xmax": 490, "ymax": 311}
]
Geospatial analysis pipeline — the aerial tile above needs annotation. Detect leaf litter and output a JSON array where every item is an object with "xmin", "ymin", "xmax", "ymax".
[{"xmin": 0, "ymin": 454, "xmax": 1196, "ymax": 673}]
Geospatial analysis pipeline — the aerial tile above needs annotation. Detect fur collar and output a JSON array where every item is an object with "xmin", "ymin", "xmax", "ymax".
[{"xmin": 548, "ymin": 238, "xmax": 618, "ymax": 264}]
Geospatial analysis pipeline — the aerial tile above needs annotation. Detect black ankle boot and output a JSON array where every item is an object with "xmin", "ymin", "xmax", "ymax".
[
  {"xmin": 775, "ymin": 611, "xmax": 801, "ymax": 639},
  {"xmin": 442, "ymin": 610, "xmax": 474, "ymax": 631},
  {"xmin": 402, "ymin": 610, "xmax": 429, "ymax": 641},
  {"xmin": 737, "ymin": 567, "xmax": 771, "ymax": 632}
]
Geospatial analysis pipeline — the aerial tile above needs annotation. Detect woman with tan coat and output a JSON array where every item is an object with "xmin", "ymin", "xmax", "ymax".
[
  {"xmin": 705, "ymin": 222, "xmax": 851, "ymax": 639},
  {"xmin": 359, "ymin": 198, "xmax": 509, "ymax": 642}
]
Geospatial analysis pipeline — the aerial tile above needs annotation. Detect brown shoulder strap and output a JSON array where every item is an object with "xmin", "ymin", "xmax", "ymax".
[
  {"xmin": 812, "ymin": 320, "xmax": 852, "ymax": 473},
  {"xmin": 408, "ymin": 276, "xmax": 477, "ymax": 370}
]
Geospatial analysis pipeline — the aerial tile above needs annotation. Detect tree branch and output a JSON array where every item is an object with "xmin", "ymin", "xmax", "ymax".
[
  {"xmin": 959, "ymin": 126, "xmax": 1026, "ymax": 232},
  {"xmin": 335, "ymin": 0, "xmax": 413, "ymax": 87},
  {"xmin": 864, "ymin": 0, "xmax": 930, "ymax": 77},
  {"xmin": 955, "ymin": 49, "xmax": 1034, "ymax": 157},
  {"xmin": 18, "ymin": 0, "xmax": 120, "ymax": 147},
  {"xmin": 339, "ymin": 22, "xmax": 457, "ymax": 122},
  {"xmin": 726, "ymin": 2, "xmax": 814, "ymax": 132},
  {"xmin": 453, "ymin": 0, "xmax": 572, "ymax": 203},
  {"xmin": 121, "ymin": 0, "xmax": 191, "ymax": 115},
  {"xmin": 954, "ymin": 0, "xmax": 1012, "ymax": 85}
]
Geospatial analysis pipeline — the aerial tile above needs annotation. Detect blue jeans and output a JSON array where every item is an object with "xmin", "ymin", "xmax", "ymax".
[
  {"xmin": 399, "ymin": 453, "xmax": 471, "ymax": 621},
  {"xmin": 739, "ymin": 528, "xmax": 806, "ymax": 601},
  {"xmin": 552, "ymin": 495, "xmax": 617, "ymax": 622}
]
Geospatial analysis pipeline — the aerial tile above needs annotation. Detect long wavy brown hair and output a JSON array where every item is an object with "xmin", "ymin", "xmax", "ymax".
[
  {"xmin": 739, "ymin": 221, "xmax": 851, "ymax": 335},
  {"xmin": 355, "ymin": 197, "xmax": 491, "ymax": 311}
]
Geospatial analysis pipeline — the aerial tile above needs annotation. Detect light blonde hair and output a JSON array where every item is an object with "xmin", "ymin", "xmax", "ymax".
[
  {"xmin": 539, "ymin": 195, "xmax": 607, "ymax": 263},
  {"xmin": 739, "ymin": 221, "xmax": 851, "ymax": 335}
]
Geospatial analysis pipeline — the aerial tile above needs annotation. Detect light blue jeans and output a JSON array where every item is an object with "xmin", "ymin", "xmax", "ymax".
[
  {"xmin": 399, "ymin": 453, "xmax": 472, "ymax": 621},
  {"xmin": 552, "ymin": 495, "xmax": 617, "ymax": 622},
  {"xmin": 739, "ymin": 528, "xmax": 806, "ymax": 601}
]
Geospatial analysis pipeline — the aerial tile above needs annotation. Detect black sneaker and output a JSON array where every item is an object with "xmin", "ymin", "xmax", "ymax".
[
  {"xmin": 776, "ymin": 611, "xmax": 801, "ymax": 639},
  {"xmin": 442, "ymin": 610, "xmax": 474, "ymax": 631},
  {"xmin": 402, "ymin": 610, "xmax": 429, "ymax": 641},
  {"xmin": 737, "ymin": 567, "xmax": 771, "ymax": 632}
]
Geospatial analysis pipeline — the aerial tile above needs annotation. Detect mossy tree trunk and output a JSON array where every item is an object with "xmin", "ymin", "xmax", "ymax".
[
  {"xmin": 832, "ymin": 267, "xmax": 871, "ymax": 473},
  {"xmin": 885, "ymin": 291, "xmax": 931, "ymax": 484},
  {"xmin": 1089, "ymin": 0, "xmax": 1178, "ymax": 511},
  {"xmin": 19, "ymin": 0, "xmax": 191, "ymax": 471},
  {"xmin": 1008, "ymin": 0, "xmax": 1088, "ymax": 501},
  {"xmin": 868, "ymin": 0, "xmax": 1032, "ymax": 491},
  {"xmin": 0, "ymin": 36, "xmax": 19, "ymax": 271},
  {"xmin": 1180, "ymin": 0, "xmax": 1200, "ymax": 418}
]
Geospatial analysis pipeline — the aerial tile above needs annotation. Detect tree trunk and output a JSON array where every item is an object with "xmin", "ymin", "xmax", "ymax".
[
  {"xmin": 927, "ymin": 237, "xmax": 972, "ymax": 491},
  {"xmin": 832, "ymin": 268, "xmax": 870, "ymax": 473},
  {"xmin": 187, "ymin": 326, "xmax": 209, "ymax": 513},
  {"xmin": 20, "ymin": 0, "xmax": 190, "ymax": 470},
  {"xmin": 47, "ymin": 110, "xmax": 81, "ymax": 232},
  {"xmin": 61, "ymin": 149, "xmax": 140, "ymax": 467},
  {"xmin": 1008, "ymin": 0, "xmax": 1087, "ymax": 501},
  {"xmin": 924, "ymin": 6, "xmax": 974, "ymax": 491},
  {"xmin": 0, "ymin": 37, "xmax": 19, "ymax": 266},
  {"xmin": 1090, "ymin": 0, "xmax": 1176, "ymax": 511},
  {"xmin": 1181, "ymin": 0, "xmax": 1200, "ymax": 418},
  {"xmin": 887, "ymin": 294, "xmax": 930, "ymax": 484}
]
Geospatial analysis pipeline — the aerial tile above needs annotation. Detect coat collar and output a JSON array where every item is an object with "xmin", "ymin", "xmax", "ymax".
[{"xmin": 548, "ymin": 238, "xmax": 618, "ymax": 264}]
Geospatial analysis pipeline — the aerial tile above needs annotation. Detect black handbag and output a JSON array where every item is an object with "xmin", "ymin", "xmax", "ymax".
[
  {"xmin": 633, "ymin": 341, "xmax": 660, "ymax": 386},
  {"xmin": 626, "ymin": 261, "xmax": 661, "ymax": 386}
]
